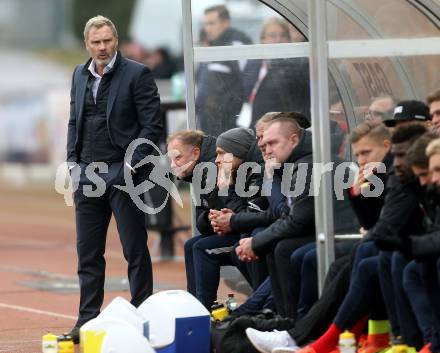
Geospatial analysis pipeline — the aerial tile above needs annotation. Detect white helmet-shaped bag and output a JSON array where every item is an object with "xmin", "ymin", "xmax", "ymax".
[{"xmin": 101, "ymin": 324, "xmax": 156, "ymax": 353}]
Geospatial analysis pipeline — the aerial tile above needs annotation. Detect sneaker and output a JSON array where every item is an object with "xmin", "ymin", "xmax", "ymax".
[
  {"xmin": 357, "ymin": 333, "xmax": 390, "ymax": 353},
  {"xmin": 246, "ymin": 328, "xmax": 298, "ymax": 353},
  {"xmin": 66, "ymin": 326, "xmax": 80, "ymax": 344},
  {"xmin": 273, "ymin": 346, "xmax": 317, "ymax": 353},
  {"xmin": 272, "ymin": 347, "xmax": 301, "ymax": 353},
  {"xmin": 382, "ymin": 345, "xmax": 417, "ymax": 353},
  {"xmin": 418, "ymin": 343, "xmax": 432, "ymax": 353}
]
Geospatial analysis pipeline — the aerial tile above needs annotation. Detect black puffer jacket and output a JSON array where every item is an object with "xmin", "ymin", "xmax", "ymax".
[
  {"xmin": 229, "ymin": 173, "xmax": 290, "ymax": 234},
  {"xmin": 181, "ymin": 135, "xmax": 217, "ymax": 231},
  {"xmin": 252, "ymin": 130, "xmax": 315, "ymax": 256},
  {"xmin": 196, "ymin": 140, "xmax": 264, "ymax": 235},
  {"xmin": 370, "ymin": 175, "xmax": 425, "ymax": 245},
  {"xmin": 410, "ymin": 186, "xmax": 440, "ymax": 259}
]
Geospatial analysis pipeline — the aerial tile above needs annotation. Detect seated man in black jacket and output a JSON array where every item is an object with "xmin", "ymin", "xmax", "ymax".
[
  {"xmin": 189, "ymin": 127, "xmax": 264, "ymax": 309},
  {"xmin": 236, "ymin": 117, "xmax": 316, "ymax": 318},
  {"xmin": 397, "ymin": 132, "xmax": 440, "ymax": 353},
  {"xmin": 167, "ymin": 130, "xmax": 220, "ymax": 296},
  {"xmin": 404, "ymin": 137, "xmax": 440, "ymax": 353},
  {"xmin": 245, "ymin": 124, "xmax": 429, "ymax": 353},
  {"xmin": 212, "ymin": 112, "xmax": 309, "ymax": 291}
]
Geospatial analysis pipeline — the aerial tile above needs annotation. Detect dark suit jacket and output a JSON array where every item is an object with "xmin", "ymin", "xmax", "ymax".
[{"xmin": 67, "ymin": 52, "xmax": 162, "ymax": 168}]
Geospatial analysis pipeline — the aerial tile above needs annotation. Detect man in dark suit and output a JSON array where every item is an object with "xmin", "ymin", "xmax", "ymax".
[{"xmin": 66, "ymin": 15, "xmax": 161, "ymax": 343}]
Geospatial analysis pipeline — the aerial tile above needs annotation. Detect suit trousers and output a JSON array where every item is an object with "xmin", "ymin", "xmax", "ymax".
[{"xmin": 73, "ymin": 163, "xmax": 152, "ymax": 326}]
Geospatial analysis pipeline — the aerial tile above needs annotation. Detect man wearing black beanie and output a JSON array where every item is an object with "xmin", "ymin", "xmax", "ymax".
[{"xmin": 189, "ymin": 127, "xmax": 265, "ymax": 309}]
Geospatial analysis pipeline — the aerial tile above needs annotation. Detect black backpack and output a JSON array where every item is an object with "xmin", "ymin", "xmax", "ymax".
[{"xmin": 211, "ymin": 310, "xmax": 295, "ymax": 353}]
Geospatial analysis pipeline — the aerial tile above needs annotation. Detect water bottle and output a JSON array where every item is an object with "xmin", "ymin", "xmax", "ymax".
[
  {"xmin": 42, "ymin": 332, "xmax": 58, "ymax": 353},
  {"xmin": 225, "ymin": 293, "xmax": 238, "ymax": 312},
  {"xmin": 339, "ymin": 330, "xmax": 356, "ymax": 353},
  {"xmin": 57, "ymin": 333, "xmax": 74, "ymax": 353}
]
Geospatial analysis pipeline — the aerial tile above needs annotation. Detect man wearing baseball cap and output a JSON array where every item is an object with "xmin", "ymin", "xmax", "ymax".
[{"xmin": 383, "ymin": 100, "xmax": 430, "ymax": 127}]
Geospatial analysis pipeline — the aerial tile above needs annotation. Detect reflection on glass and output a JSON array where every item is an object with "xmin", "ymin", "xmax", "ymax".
[
  {"xmin": 195, "ymin": 5, "xmax": 252, "ymax": 137},
  {"xmin": 352, "ymin": 0, "xmax": 439, "ymax": 39},
  {"xmin": 329, "ymin": 98, "xmax": 348, "ymax": 161},
  {"xmin": 241, "ymin": 18, "xmax": 310, "ymax": 129},
  {"xmin": 364, "ymin": 95, "xmax": 396, "ymax": 124},
  {"xmin": 193, "ymin": 2, "xmax": 310, "ymax": 137},
  {"xmin": 335, "ymin": 57, "xmax": 408, "ymax": 126},
  {"xmin": 201, "ymin": 5, "xmax": 252, "ymax": 46}
]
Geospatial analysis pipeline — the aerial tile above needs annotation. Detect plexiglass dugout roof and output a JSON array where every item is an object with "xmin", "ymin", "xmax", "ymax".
[{"xmin": 181, "ymin": 0, "xmax": 440, "ymax": 288}]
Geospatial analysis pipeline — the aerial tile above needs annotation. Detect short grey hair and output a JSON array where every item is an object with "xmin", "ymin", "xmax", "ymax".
[{"xmin": 84, "ymin": 15, "xmax": 118, "ymax": 41}]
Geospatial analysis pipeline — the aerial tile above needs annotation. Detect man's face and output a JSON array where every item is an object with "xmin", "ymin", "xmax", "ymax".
[
  {"xmin": 85, "ymin": 25, "xmax": 118, "ymax": 68},
  {"xmin": 352, "ymin": 135, "xmax": 390, "ymax": 168},
  {"xmin": 412, "ymin": 165, "xmax": 430, "ymax": 186},
  {"xmin": 255, "ymin": 121, "xmax": 268, "ymax": 156},
  {"xmin": 429, "ymin": 154, "xmax": 440, "ymax": 189},
  {"xmin": 167, "ymin": 139, "xmax": 200, "ymax": 178},
  {"xmin": 262, "ymin": 123, "xmax": 298, "ymax": 164},
  {"xmin": 215, "ymin": 147, "xmax": 242, "ymax": 171},
  {"xmin": 430, "ymin": 100, "xmax": 440, "ymax": 132},
  {"xmin": 203, "ymin": 11, "xmax": 229, "ymax": 42},
  {"xmin": 391, "ymin": 141, "xmax": 414, "ymax": 182},
  {"xmin": 365, "ymin": 97, "xmax": 394, "ymax": 123}
]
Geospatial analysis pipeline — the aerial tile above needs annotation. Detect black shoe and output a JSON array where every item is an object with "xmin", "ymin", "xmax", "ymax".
[{"xmin": 67, "ymin": 326, "xmax": 80, "ymax": 344}]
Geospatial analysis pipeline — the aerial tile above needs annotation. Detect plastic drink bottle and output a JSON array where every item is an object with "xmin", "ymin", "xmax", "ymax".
[
  {"xmin": 339, "ymin": 330, "xmax": 356, "ymax": 353},
  {"xmin": 42, "ymin": 332, "xmax": 58, "ymax": 353},
  {"xmin": 225, "ymin": 293, "xmax": 238, "ymax": 312}
]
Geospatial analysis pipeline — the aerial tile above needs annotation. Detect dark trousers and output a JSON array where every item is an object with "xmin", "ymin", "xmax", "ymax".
[
  {"xmin": 184, "ymin": 234, "xmax": 203, "ymax": 296},
  {"xmin": 420, "ymin": 259, "xmax": 440, "ymax": 352},
  {"xmin": 403, "ymin": 260, "xmax": 440, "ymax": 348},
  {"xmin": 379, "ymin": 251, "xmax": 423, "ymax": 348},
  {"xmin": 292, "ymin": 240, "xmax": 356, "ymax": 319},
  {"xmin": 289, "ymin": 256, "xmax": 352, "ymax": 345},
  {"xmin": 392, "ymin": 252, "xmax": 423, "ymax": 348},
  {"xmin": 351, "ymin": 240, "xmax": 379, "ymax": 277},
  {"xmin": 266, "ymin": 236, "xmax": 315, "ymax": 318},
  {"xmin": 192, "ymin": 233, "xmax": 241, "ymax": 309},
  {"xmin": 378, "ymin": 251, "xmax": 400, "ymax": 337},
  {"xmin": 74, "ymin": 165, "xmax": 152, "ymax": 327},
  {"xmin": 334, "ymin": 256, "xmax": 387, "ymax": 329}
]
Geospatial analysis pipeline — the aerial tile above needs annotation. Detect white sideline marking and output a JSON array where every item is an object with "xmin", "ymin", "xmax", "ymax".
[{"xmin": 0, "ymin": 302, "xmax": 76, "ymax": 320}]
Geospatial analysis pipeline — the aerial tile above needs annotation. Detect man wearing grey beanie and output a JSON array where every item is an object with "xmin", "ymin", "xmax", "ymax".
[
  {"xmin": 216, "ymin": 127, "xmax": 256, "ymax": 160},
  {"xmin": 190, "ymin": 126, "xmax": 265, "ymax": 309}
]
